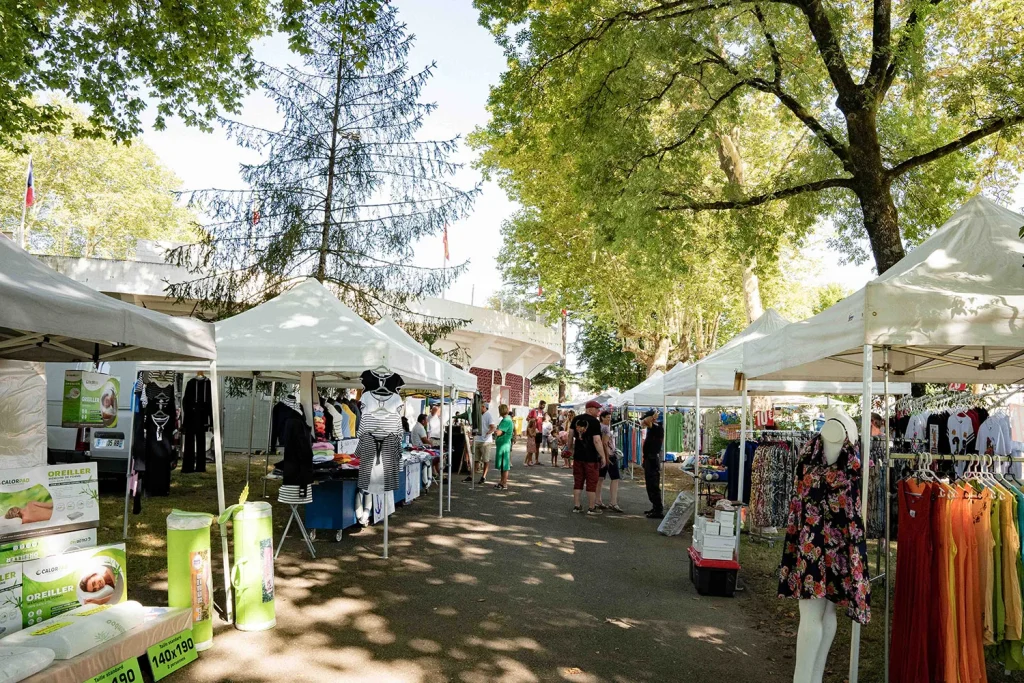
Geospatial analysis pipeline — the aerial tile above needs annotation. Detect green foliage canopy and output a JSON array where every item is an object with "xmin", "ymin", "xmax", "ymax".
[{"xmin": 0, "ymin": 106, "xmax": 196, "ymax": 258}]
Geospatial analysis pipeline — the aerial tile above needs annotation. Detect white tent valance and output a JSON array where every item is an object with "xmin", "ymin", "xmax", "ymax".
[
  {"xmin": 663, "ymin": 308, "xmax": 911, "ymax": 397},
  {"xmin": 374, "ymin": 317, "xmax": 477, "ymax": 392},
  {"xmin": 210, "ymin": 279, "xmax": 441, "ymax": 386},
  {"xmin": 743, "ymin": 196, "xmax": 1024, "ymax": 384},
  {"xmin": 0, "ymin": 237, "xmax": 215, "ymax": 362}
]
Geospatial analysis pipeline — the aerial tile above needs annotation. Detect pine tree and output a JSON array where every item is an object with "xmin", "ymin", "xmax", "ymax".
[{"xmin": 169, "ymin": 2, "xmax": 477, "ymax": 321}]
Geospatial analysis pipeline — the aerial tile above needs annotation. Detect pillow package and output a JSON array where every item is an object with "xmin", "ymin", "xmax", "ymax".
[
  {"xmin": 0, "ymin": 645, "xmax": 55, "ymax": 683},
  {"xmin": 0, "ymin": 601, "xmax": 145, "ymax": 660}
]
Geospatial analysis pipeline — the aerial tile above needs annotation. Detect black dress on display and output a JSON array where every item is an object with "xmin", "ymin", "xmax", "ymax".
[
  {"xmin": 142, "ymin": 382, "xmax": 176, "ymax": 496},
  {"xmin": 181, "ymin": 376, "xmax": 213, "ymax": 473}
]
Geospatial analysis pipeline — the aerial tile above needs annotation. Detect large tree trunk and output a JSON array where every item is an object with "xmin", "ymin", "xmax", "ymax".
[
  {"xmin": 716, "ymin": 130, "xmax": 764, "ymax": 323},
  {"xmin": 741, "ymin": 256, "xmax": 763, "ymax": 324},
  {"xmin": 558, "ymin": 313, "xmax": 567, "ymax": 403},
  {"xmin": 846, "ymin": 109, "xmax": 906, "ymax": 274},
  {"xmin": 648, "ymin": 336, "xmax": 671, "ymax": 376},
  {"xmin": 317, "ymin": 53, "xmax": 347, "ymax": 282}
]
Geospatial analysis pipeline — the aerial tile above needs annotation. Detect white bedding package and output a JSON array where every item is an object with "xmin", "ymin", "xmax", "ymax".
[
  {"xmin": 0, "ymin": 601, "xmax": 145, "ymax": 660},
  {"xmin": 0, "ymin": 645, "xmax": 55, "ymax": 683}
]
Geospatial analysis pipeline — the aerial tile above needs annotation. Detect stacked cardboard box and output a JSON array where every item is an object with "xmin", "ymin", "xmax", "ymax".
[{"xmin": 693, "ymin": 509, "xmax": 738, "ymax": 561}]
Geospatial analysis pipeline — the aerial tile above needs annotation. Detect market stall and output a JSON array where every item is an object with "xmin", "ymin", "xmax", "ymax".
[
  {"xmin": 0, "ymin": 237, "xmax": 217, "ymax": 682},
  {"xmin": 741, "ymin": 195, "xmax": 1024, "ymax": 682},
  {"xmin": 197, "ymin": 279, "xmax": 445, "ymax": 559},
  {"xmin": 374, "ymin": 317, "xmax": 477, "ymax": 515}
]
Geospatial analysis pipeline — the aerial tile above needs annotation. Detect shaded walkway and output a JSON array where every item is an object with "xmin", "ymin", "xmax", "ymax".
[{"xmin": 163, "ymin": 451, "xmax": 790, "ymax": 682}]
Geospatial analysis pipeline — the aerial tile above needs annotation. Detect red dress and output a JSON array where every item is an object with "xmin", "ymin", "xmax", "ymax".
[{"xmin": 890, "ymin": 480, "xmax": 935, "ymax": 682}]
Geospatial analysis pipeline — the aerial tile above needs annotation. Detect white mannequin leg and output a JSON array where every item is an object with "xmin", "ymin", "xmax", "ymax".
[
  {"xmin": 794, "ymin": 599, "xmax": 833, "ymax": 683},
  {"xmin": 811, "ymin": 602, "xmax": 837, "ymax": 682}
]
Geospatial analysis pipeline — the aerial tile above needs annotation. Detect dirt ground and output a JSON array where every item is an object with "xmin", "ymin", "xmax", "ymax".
[{"xmin": 103, "ymin": 447, "xmax": 796, "ymax": 683}]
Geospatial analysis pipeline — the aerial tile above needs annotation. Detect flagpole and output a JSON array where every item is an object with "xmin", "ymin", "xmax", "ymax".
[{"xmin": 19, "ymin": 201, "xmax": 26, "ymax": 249}]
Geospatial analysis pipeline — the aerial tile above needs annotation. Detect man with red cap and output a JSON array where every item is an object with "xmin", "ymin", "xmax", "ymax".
[{"xmin": 569, "ymin": 400, "xmax": 607, "ymax": 514}]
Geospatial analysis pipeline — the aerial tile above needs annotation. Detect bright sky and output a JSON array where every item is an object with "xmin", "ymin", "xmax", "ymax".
[{"xmin": 139, "ymin": 0, "xmax": 1021, "ymax": 309}]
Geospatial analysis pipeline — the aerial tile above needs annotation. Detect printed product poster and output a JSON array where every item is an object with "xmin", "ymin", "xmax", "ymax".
[
  {"xmin": 0, "ymin": 464, "xmax": 99, "ymax": 538},
  {"xmin": 0, "ymin": 563, "xmax": 22, "ymax": 637},
  {"xmin": 21, "ymin": 543, "xmax": 126, "ymax": 627},
  {"xmin": 61, "ymin": 370, "xmax": 120, "ymax": 428},
  {"xmin": 260, "ymin": 539, "xmax": 274, "ymax": 603},
  {"xmin": 371, "ymin": 492, "xmax": 395, "ymax": 525},
  {"xmin": 0, "ymin": 528, "xmax": 97, "ymax": 564},
  {"xmin": 190, "ymin": 549, "xmax": 211, "ymax": 624}
]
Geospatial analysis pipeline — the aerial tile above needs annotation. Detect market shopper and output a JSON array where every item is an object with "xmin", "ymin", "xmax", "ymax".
[
  {"xmin": 543, "ymin": 417, "xmax": 556, "ymax": 465},
  {"xmin": 428, "ymin": 404, "xmax": 442, "ymax": 445},
  {"xmin": 641, "ymin": 410, "xmax": 664, "ymax": 518},
  {"xmin": 494, "ymin": 404, "xmax": 514, "ymax": 489},
  {"xmin": 570, "ymin": 400, "xmax": 607, "ymax": 515},
  {"xmin": 467, "ymin": 401, "xmax": 495, "ymax": 484},
  {"xmin": 596, "ymin": 410, "xmax": 624, "ymax": 513},
  {"xmin": 528, "ymin": 400, "xmax": 547, "ymax": 466},
  {"xmin": 412, "ymin": 414, "xmax": 431, "ymax": 447},
  {"xmin": 525, "ymin": 419, "xmax": 538, "ymax": 466},
  {"xmin": 560, "ymin": 410, "xmax": 575, "ymax": 468}
]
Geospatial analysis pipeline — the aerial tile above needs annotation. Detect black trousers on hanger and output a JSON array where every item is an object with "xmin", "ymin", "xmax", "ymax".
[
  {"xmin": 643, "ymin": 455, "xmax": 663, "ymax": 513},
  {"xmin": 182, "ymin": 429, "xmax": 207, "ymax": 473}
]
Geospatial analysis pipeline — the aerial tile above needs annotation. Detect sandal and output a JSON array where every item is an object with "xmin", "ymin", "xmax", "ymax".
[{"xmin": 610, "ymin": 504, "xmax": 624, "ymax": 513}]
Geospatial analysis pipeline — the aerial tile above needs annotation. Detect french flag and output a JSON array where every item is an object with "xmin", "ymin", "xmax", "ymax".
[{"xmin": 25, "ymin": 158, "xmax": 34, "ymax": 207}]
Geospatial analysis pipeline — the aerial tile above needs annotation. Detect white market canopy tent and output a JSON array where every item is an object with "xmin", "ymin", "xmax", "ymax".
[
  {"xmin": 664, "ymin": 309, "xmax": 911, "ymax": 397},
  {"xmin": 0, "ymin": 237, "xmax": 215, "ymax": 362},
  {"xmin": 616, "ymin": 370, "xmax": 664, "ymax": 406},
  {"xmin": 374, "ymin": 317, "xmax": 477, "ymax": 392},
  {"xmin": 739, "ymin": 195, "xmax": 1024, "ymax": 683},
  {"xmin": 211, "ymin": 278, "xmax": 442, "ymax": 386},
  {"xmin": 742, "ymin": 196, "xmax": 1024, "ymax": 384}
]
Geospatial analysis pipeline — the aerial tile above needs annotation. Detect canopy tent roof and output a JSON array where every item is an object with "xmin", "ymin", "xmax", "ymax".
[
  {"xmin": 0, "ymin": 237, "xmax": 215, "ymax": 362},
  {"xmin": 743, "ymin": 196, "xmax": 1024, "ymax": 384},
  {"xmin": 564, "ymin": 389, "xmax": 620, "ymax": 410},
  {"xmin": 374, "ymin": 317, "xmax": 477, "ymax": 392},
  {"xmin": 616, "ymin": 370, "xmax": 664, "ymax": 406},
  {"xmin": 662, "ymin": 309, "xmax": 911, "ymax": 397},
  {"xmin": 210, "ymin": 279, "xmax": 441, "ymax": 385}
]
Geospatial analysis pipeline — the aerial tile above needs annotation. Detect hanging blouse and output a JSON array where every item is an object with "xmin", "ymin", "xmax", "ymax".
[{"xmin": 777, "ymin": 434, "xmax": 871, "ymax": 624}]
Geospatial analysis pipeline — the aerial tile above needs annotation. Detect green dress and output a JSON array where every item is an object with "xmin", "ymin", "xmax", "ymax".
[{"xmin": 494, "ymin": 416, "xmax": 514, "ymax": 472}]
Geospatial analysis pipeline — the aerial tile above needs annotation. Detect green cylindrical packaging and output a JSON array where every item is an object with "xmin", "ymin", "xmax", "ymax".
[{"xmin": 167, "ymin": 510, "xmax": 215, "ymax": 650}]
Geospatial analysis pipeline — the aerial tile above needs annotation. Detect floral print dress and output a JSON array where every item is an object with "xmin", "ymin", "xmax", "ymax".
[{"xmin": 777, "ymin": 434, "xmax": 871, "ymax": 624}]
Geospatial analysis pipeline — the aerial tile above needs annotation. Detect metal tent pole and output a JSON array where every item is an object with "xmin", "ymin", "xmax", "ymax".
[
  {"xmin": 262, "ymin": 380, "xmax": 276, "ymax": 498},
  {"xmin": 849, "ymin": 344, "xmax": 873, "ymax": 683},
  {"xmin": 735, "ymin": 381, "xmax": 749, "ymax": 561},
  {"xmin": 209, "ymin": 362, "xmax": 233, "ymax": 623},
  {"xmin": 447, "ymin": 387, "xmax": 454, "ymax": 511},
  {"xmin": 882, "ymin": 346, "xmax": 891, "ymax": 683},
  {"xmin": 245, "ymin": 374, "xmax": 257, "ymax": 486},
  {"xmin": 693, "ymin": 374, "xmax": 701, "ymax": 527},
  {"xmin": 439, "ymin": 382, "xmax": 445, "ymax": 518},
  {"xmin": 661, "ymin": 392, "xmax": 667, "ymax": 507}
]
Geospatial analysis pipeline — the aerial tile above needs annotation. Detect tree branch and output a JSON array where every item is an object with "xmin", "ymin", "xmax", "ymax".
[
  {"xmin": 863, "ymin": 0, "xmax": 893, "ymax": 92},
  {"xmin": 752, "ymin": 5, "xmax": 782, "ymax": 86},
  {"xmin": 704, "ymin": 48, "xmax": 850, "ymax": 166},
  {"xmin": 793, "ymin": 0, "xmax": 858, "ymax": 104},
  {"xmin": 657, "ymin": 176, "xmax": 852, "ymax": 211},
  {"xmin": 888, "ymin": 113, "xmax": 1024, "ymax": 177},
  {"xmin": 625, "ymin": 81, "xmax": 747, "ymax": 178},
  {"xmin": 877, "ymin": 0, "xmax": 943, "ymax": 96}
]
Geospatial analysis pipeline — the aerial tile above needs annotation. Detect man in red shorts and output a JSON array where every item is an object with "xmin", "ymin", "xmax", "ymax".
[{"xmin": 569, "ymin": 400, "xmax": 607, "ymax": 515}]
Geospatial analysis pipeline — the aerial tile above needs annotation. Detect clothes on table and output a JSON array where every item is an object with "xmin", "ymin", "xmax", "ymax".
[
  {"xmin": 665, "ymin": 411, "xmax": 684, "ymax": 453},
  {"xmin": 357, "ymin": 391, "xmax": 404, "ymax": 495}
]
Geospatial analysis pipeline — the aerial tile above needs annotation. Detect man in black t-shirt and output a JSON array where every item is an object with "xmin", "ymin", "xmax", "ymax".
[
  {"xmin": 641, "ymin": 409, "xmax": 664, "ymax": 518},
  {"xmin": 570, "ymin": 400, "xmax": 607, "ymax": 514}
]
